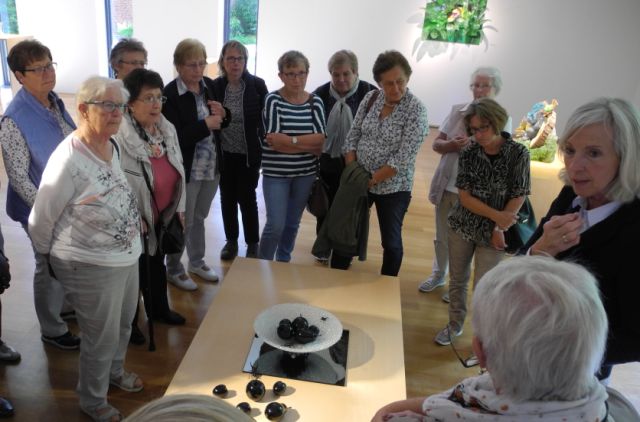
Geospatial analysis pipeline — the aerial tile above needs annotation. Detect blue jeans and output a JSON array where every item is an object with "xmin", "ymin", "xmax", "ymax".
[
  {"xmin": 331, "ymin": 190, "xmax": 411, "ymax": 276},
  {"xmin": 259, "ymin": 174, "xmax": 315, "ymax": 262}
]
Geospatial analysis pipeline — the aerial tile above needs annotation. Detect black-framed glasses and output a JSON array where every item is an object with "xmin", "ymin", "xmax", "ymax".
[
  {"xmin": 468, "ymin": 124, "xmax": 491, "ymax": 135},
  {"xmin": 118, "ymin": 59, "xmax": 147, "ymax": 67},
  {"xmin": 137, "ymin": 95, "xmax": 167, "ymax": 104},
  {"xmin": 85, "ymin": 101, "xmax": 128, "ymax": 113},
  {"xmin": 283, "ymin": 71, "xmax": 308, "ymax": 80},
  {"xmin": 448, "ymin": 330, "xmax": 480, "ymax": 369},
  {"xmin": 224, "ymin": 55, "xmax": 245, "ymax": 63},
  {"xmin": 22, "ymin": 62, "xmax": 57, "ymax": 74}
]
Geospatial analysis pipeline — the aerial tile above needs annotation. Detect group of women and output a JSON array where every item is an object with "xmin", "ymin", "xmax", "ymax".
[{"xmin": 1, "ymin": 33, "xmax": 639, "ymax": 421}]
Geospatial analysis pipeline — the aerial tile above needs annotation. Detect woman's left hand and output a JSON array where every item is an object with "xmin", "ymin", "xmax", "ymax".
[
  {"xmin": 491, "ymin": 229, "xmax": 506, "ymax": 250},
  {"xmin": 265, "ymin": 133, "xmax": 290, "ymax": 152},
  {"xmin": 207, "ymin": 100, "xmax": 226, "ymax": 118}
]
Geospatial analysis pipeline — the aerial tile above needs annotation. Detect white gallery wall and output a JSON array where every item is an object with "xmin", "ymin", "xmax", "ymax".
[{"xmin": 12, "ymin": 0, "xmax": 640, "ymax": 133}]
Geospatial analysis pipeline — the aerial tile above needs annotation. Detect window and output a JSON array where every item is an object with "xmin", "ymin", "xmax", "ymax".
[
  {"xmin": 0, "ymin": 0, "xmax": 18, "ymax": 86},
  {"xmin": 224, "ymin": 0, "xmax": 259, "ymax": 73},
  {"xmin": 105, "ymin": 0, "xmax": 134, "ymax": 77}
]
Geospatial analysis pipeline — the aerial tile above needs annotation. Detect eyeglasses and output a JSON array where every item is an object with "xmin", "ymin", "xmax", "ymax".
[
  {"xmin": 448, "ymin": 330, "xmax": 481, "ymax": 369},
  {"xmin": 470, "ymin": 83, "xmax": 492, "ymax": 90},
  {"xmin": 22, "ymin": 62, "xmax": 57, "ymax": 74},
  {"xmin": 137, "ymin": 95, "xmax": 167, "ymax": 104},
  {"xmin": 224, "ymin": 56, "xmax": 245, "ymax": 63},
  {"xmin": 119, "ymin": 59, "xmax": 147, "ymax": 67},
  {"xmin": 468, "ymin": 124, "xmax": 492, "ymax": 135},
  {"xmin": 184, "ymin": 61, "xmax": 208, "ymax": 70},
  {"xmin": 283, "ymin": 71, "xmax": 308, "ymax": 80},
  {"xmin": 85, "ymin": 101, "xmax": 128, "ymax": 113}
]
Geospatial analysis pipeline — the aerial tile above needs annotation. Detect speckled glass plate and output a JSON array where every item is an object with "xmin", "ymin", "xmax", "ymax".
[{"xmin": 254, "ymin": 303, "xmax": 343, "ymax": 353}]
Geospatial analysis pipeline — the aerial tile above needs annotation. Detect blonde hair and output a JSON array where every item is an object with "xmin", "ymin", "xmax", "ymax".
[{"xmin": 173, "ymin": 38, "xmax": 207, "ymax": 66}]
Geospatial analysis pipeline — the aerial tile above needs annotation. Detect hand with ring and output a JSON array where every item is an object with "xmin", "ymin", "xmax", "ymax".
[{"xmin": 531, "ymin": 212, "xmax": 582, "ymax": 257}]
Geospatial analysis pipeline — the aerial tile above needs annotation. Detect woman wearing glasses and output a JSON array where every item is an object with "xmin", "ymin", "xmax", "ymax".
[
  {"xmin": 0, "ymin": 39, "xmax": 80, "ymax": 351},
  {"xmin": 433, "ymin": 98, "xmax": 530, "ymax": 346},
  {"xmin": 29, "ymin": 76, "xmax": 142, "ymax": 422},
  {"xmin": 115, "ymin": 68, "xmax": 186, "ymax": 330},
  {"xmin": 163, "ymin": 38, "xmax": 229, "ymax": 290},
  {"xmin": 210, "ymin": 40, "xmax": 268, "ymax": 261},
  {"xmin": 420, "ymin": 67, "xmax": 510, "ymax": 299},
  {"xmin": 109, "ymin": 38, "xmax": 148, "ymax": 80},
  {"xmin": 258, "ymin": 50, "xmax": 326, "ymax": 262}
]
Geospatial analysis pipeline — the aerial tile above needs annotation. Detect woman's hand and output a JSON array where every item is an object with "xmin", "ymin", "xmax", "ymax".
[
  {"xmin": 493, "ymin": 209, "xmax": 518, "ymax": 230},
  {"xmin": 531, "ymin": 212, "xmax": 582, "ymax": 257},
  {"xmin": 177, "ymin": 212, "xmax": 185, "ymax": 230},
  {"xmin": 451, "ymin": 135, "xmax": 470, "ymax": 152},
  {"xmin": 265, "ymin": 133, "xmax": 292, "ymax": 152},
  {"xmin": 205, "ymin": 114, "xmax": 223, "ymax": 130},
  {"xmin": 344, "ymin": 150, "xmax": 357, "ymax": 164},
  {"xmin": 140, "ymin": 219, "xmax": 148, "ymax": 234},
  {"xmin": 207, "ymin": 100, "xmax": 226, "ymax": 118},
  {"xmin": 491, "ymin": 229, "xmax": 507, "ymax": 250}
]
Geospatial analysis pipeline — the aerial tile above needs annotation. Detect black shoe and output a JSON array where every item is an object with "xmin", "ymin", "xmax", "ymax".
[
  {"xmin": 0, "ymin": 396, "xmax": 14, "ymax": 418},
  {"xmin": 41, "ymin": 331, "xmax": 80, "ymax": 350},
  {"xmin": 220, "ymin": 241, "xmax": 238, "ymax": 261},
  {"xmin": 246, "ymin": 243, "xmax": 259, "ymax": 258},
  {"xmin": 154, "ymin": 310, "xmax": 186, "ymax": 326},
  {"xmin": 129, "ymin": 324, "xmax": 146, "ymax": 345}
]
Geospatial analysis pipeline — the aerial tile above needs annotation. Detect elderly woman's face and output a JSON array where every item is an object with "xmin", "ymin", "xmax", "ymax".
[
  {"xmin": 17, "ymin": 55, "xmax": 56, "ymax": 98},
  {"xmin": 222, "ymin": 47, "xmax": 246, "ymax": 82},
  {"xmin": 330, "ymin": 64, "xmax": 357, "ymax": 96},
  {"xmin": 470, "ymin": 75, "xmax": 495, "ymax": 100},
  {"xmin": 83, "ymin": 85, "xmax": 125, "ymax": 138},
  {"xmin": 562, "ymin": 123, "xmax": 620, "ymax": 208},
  {"xmin": 177, "ymin": 53, "xmax": 207, "ymax": 87},
  {"xmin": 378, "ymin": 66, "xmax": 408, "ymax": 104},
  {"xmin": 115, "ymin": 51, "xmax": 146, "ymax": 80},
  {"xmin": 129, "ymin": 86, "xmax": 163, "ymax": 129},
  {"xmin": 279, "ymin": 62, "xmax": 308, "ymax": 92}
]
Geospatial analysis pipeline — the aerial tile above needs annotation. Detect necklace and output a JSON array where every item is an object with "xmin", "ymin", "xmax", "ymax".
[{"xmin": 383, "ymin": 102, "xmax": 397, "ymax": 108}]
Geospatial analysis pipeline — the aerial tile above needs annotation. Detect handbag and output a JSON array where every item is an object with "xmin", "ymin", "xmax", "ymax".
[
  {"xmin": 140, "ymin": 162, "xmax": 184, "ymax": 255},
  {"xmin": 504, "ymin": 196, "xmax": 537, "ymax": 254},
  {"xmin": 307, "ymin": 174, "xmax": 330, "ymax": 219}
]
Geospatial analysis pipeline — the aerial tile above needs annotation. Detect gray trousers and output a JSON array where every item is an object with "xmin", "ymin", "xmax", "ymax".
[
  {"xmin": 50, "ymin": 257, "xmax": 138, "ymax": 410},
  {"xmin": 430, "ymin": 191, "xmax": 458, "ymax": 281},
  {"xmin": 447, "ymin": 228, "xmax": 503, "ymax": 328},
  {"xmin": 22, "ymin": 225, "xmax": 68, "ymax": 337},
  {"xmin": 167, "ymin": 177, "xmax": 219, "ymax": 276}
]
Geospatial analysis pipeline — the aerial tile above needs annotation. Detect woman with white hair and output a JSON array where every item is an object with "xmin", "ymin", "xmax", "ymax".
[
  {"xmin": 419, "ymin": 67, "xmax": 511, "ymax": 299},
  {"xmin": 124, "ymin": 394, "xmax": 253, "ymax": 422},
  {"xmin": 29, "ymin": 76, "xmax": 143, "ymax": 421},
  {"xmin": 525, "ymin": 97, "xmax": 640, "ymax": 380},
  {"xmin": 372, "ymin": 256, "xmax": 609, "ymax": 421}
]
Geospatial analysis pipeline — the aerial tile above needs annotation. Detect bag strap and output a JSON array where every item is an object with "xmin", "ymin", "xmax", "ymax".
[
  {"xmin": 139, "ymin": 162, "xmax": 162, "ymax": 223},
  {"xmin": 365, "ymin": 90, "xmax": 380, "ymax": 114},
  {"xmin": 109, "ymin": 138, "xmax": 120, "ymax": 159}
]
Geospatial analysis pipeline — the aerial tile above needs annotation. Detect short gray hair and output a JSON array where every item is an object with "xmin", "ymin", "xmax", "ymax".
[
  {"xmin": 558, "ymin": 97, "xmax": 640, "ymax": 203},
  {"xmin": 327, "ymin": 50, "xmax": 358, "ymax": 74},
  {"xmin": 123, "ymin": 394, "xmax": 254, "ymax": 422},
  {"xmin": 277, "ymin": 50, "xmax": 309, "ymax": 73},
  {"xmin": 472, "ymin": 256, "xmax": 607, "ymax": 402},
  {"xmin": 109, "ymin": 38, "xmax": 147, "ymax": 76},
  {"xmin": 470, "ymin": 66, "xmax": 502, "ymax": 95},
  {"xmin": 76, "ymin": 76, "xmax": 129, "ymax": 108}
]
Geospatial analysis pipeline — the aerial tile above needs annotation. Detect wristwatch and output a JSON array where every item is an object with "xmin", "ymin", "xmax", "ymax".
[{"xmin": 291, "ymin": 136, "xmax": 298, "ymax": 145}]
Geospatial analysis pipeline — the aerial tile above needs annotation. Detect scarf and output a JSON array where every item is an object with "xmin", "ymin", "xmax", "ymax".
[
  {"xmin": 323, "ymin": 80, "xmax": 359, "ymax": 158},
  {"xmin": 420, "ymin": 373, "xmax": 609, "ymax": 421}
]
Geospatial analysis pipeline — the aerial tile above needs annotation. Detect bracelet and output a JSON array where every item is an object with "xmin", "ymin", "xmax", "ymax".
[
  {"xmin": 493, "ymin": 226, "xmax": 504, "ymax": 232},
  {"xmin": 531, "ymin": 247, "xmax": 554, "ymax": 258}
]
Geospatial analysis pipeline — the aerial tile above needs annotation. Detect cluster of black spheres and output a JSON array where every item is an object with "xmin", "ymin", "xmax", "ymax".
[
  {"xmin": 212, "ymin": 380, "xmax": 289, "ymax": 420},
  {"xmin": 277, "ymin": 316, "xmax": 319, "ymax": 344}
]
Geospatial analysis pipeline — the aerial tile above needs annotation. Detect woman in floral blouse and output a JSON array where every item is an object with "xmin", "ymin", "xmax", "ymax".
[
  {"xmin": 337, "ymin": 50, "xmax": 428, "ymax": 277},
  {"xmin": 434, "ymin": 97, "xmax": 530, "ymax": 347}
]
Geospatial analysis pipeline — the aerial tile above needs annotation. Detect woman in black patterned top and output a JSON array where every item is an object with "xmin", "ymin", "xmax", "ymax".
[{"xmin": 434, "ymin": 98, "xmax": 530, "ymax": 346}]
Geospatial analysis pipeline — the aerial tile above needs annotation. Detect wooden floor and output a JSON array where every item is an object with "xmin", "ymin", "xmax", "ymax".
[{"xmin": 0, "ymin": 128, "xmax": 637, "ymax": 421}]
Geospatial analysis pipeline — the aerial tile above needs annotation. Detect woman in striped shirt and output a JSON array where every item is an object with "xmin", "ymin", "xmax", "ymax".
[{"xmin": 259, "ymin": 51, "xmax": 326, "ymax": 262}]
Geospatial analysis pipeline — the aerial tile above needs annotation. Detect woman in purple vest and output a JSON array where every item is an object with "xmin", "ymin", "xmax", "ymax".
[{"xmin": 0, "ymin": 39, "xmax": 80, "ymax": 350}]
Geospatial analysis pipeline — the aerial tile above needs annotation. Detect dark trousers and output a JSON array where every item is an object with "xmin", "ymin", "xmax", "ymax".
[
  {"xmin": 331, "ymin": 190, "xmax": 411, "ymax": 277},
  {"xmin": 138, "ymin": 252, "xmax": 171, "ymax": 319},
  {"xmin": 315, "ymin": 153, "xmax": 345, "ymax": 234},
  {"xmin": 219, "ymin": 152, "xmax": 261, "ymax": 244}
]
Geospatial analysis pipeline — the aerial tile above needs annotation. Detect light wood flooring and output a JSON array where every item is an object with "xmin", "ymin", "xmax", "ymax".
[{"xmin": 0, "ymin": 127, "xmax": 637, "ymax": 421}]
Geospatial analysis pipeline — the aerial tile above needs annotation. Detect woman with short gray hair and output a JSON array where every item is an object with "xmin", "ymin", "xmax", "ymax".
[
  {"xmin": 372, "ymin": 256, "xmax": 609, "ymax": 421},
  {"xmin": 525, "ymin": 97, "xmax": 640, "ymax": 380},
  {"xmin": 110, "ymin": 38, "xmax": 148, "ymax": 80}
]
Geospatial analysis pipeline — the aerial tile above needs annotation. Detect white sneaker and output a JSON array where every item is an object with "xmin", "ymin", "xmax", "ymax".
[
  {"xmin": 188, "ymin": 264, "xmax": 219, "ymax": 282},
  {"xmin": 434, "ymin": 323, "xmax": 463, "ymax": 346},
  {"xmin": 418, "ymin": 276, "xmax": 446, "ymax": 293},
  {"xmin": 167, "ymin": 273, "xmax": 198, "ymax": 291}
]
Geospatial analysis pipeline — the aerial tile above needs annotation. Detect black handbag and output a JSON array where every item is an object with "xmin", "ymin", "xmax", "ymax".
[
  {"xmin": 307, "ymin": 173, "xmax": 330, "ymax": 218},
  {"xmin": 504, "ymin": 196, "xmax": 537, "ymax": 254},
  {"xmin": 140, "ymin": 163, "xmax": 184, "ymax": 255}
]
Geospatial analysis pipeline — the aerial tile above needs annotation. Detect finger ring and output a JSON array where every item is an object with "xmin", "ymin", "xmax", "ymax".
[{"xmin": 562, "ymin": 234, "xmax": 568, "ymax": 243}]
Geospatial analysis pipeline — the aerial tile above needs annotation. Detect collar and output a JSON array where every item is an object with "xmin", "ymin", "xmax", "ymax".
[
  {"xmin": 176, "ymin": 77, "xmax": 205, "ymax": 96},
  {"xmin": 571, "ymin": 196, "xmax": 622, "ymax": 232}
]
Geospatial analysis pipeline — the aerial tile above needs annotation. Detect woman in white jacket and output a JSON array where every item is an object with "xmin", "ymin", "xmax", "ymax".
[{"xmin": 116, "ymin": 68, "xmax": 187, "ymax": 332}]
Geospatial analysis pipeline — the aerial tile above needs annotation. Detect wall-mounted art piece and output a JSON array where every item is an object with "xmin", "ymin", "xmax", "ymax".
[
  {"xmin": 514, "ymin": 100, "xmax": 559, "ymax": 163},
  {"xmin": 422, "ymin": 0, "xmax": 488, "ymax": 45}
]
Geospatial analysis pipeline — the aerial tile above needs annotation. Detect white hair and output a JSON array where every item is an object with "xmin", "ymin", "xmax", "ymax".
[
  {"xmin": 470, "ymin": 66, "xmax": 503, "ymax": 95},
  {"xmin": 123, "ymin": 394, "xmax": 254, "ymax": 422},
  {"xmin": 558, "ymin": 97, "xmax": 640, "ymax": 203},
  {"xmin": 76, "ymin": 76, "xmax": 129, "ymax": 107},
  {"xmin": 472, "ymin": 256, "xmax": 607, "ymax": 402}
]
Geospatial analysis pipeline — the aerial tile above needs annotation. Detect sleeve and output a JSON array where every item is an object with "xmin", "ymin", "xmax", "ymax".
[
  {"xmin": 343, "ymin": 90, "xmax": 375, "ymax": 153},
  {"xmin": 311, "ymin": 95, "xmax": 326, "ymax": 135},
  {"xmin": 386, "ymin": 98, "xmax": 429, "ymax": 171},
  {"xmin": 0, "ymin": 118, "xmax": 39, "ymax": 206},
  {"xmin": 263, "ymin": 93, "xmax": 280, "ymax": 134},
  {"xmin": 507, "ymin": 145, "xmax": 531, "ymax": 198},
  {"xmin": 162, "ymin": 86, "xmax": 211, "ymax": 149},
  {"xmin": 455, "ymin": 147, "xmax": 475, "ymax": 190},
  {"xmin": 518, "ymin": 187, "xmax": 572, "ymax": 254},
  {"xmin": 27, "ymin": 148, "xmax": 76, "ymax": 255}
]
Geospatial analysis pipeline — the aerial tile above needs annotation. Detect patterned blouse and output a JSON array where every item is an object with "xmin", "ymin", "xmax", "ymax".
[
  {"xmin": 343, "ymin": 89, "xmax": 429, "ymax": 195},
  {"xmin": 261, "ymin": 91, "xmax": 326, "ymax": 178},
  {"xmin": 220, "ymin": 81, "xmax": 246, "ymax": 154},
  {"xmin": 447, "ymin": 133, "xmax": 531, "ymax": 245}
]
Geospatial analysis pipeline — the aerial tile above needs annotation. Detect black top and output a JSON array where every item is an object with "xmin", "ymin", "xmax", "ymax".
[{"xmin": 313, "ymin": 79, "xmax": 377, "ymax": 116}]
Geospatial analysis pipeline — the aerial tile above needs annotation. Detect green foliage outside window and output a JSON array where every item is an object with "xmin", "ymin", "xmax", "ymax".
[
  {"xmin": 0, "ymin": 0, "xmax": 19, "ymax": 34},
  {"xmin": 230, "ymin": 0, "xmax": 257, "ymax": 45}
]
